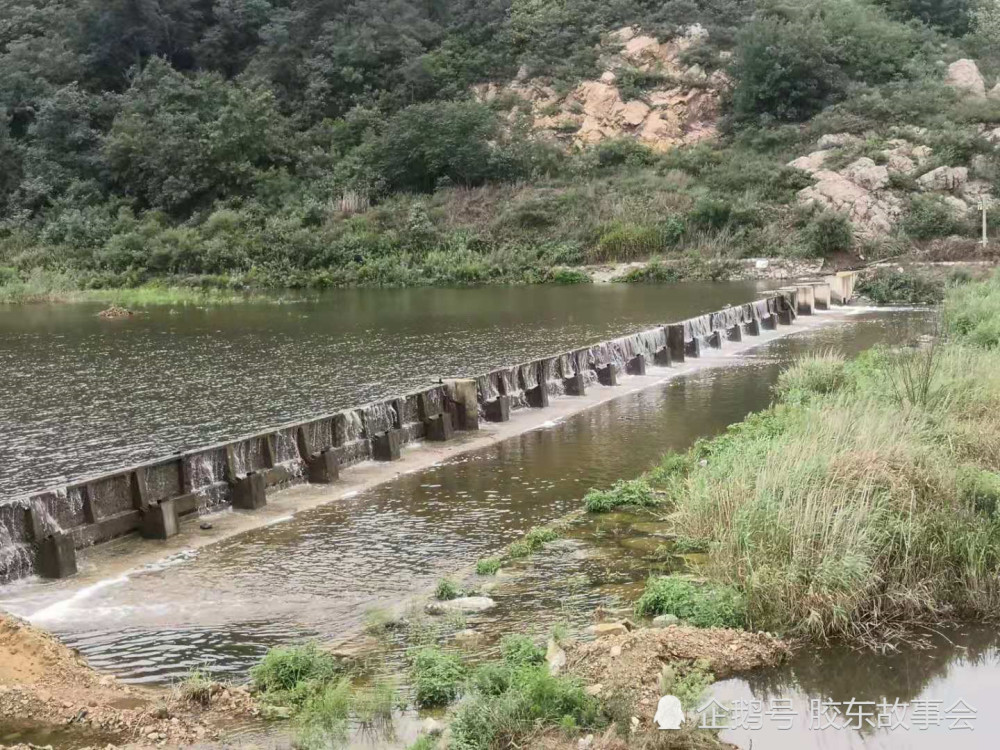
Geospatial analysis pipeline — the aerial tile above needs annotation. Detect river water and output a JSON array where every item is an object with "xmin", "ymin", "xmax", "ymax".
[
  {"xmin": 3, "ymin": 289, "xmax": 996, "ymax": 750},
  {"xmin": 0, "ymin": 282, "xmax": 775, "ymax": 498}
]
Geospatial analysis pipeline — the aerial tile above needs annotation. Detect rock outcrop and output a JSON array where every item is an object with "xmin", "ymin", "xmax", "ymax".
[
  {"xmin": 477, "ymin": 26, "xmax": 725, "ymax": 152},
  {"xmin": 789, "ymin": 134, "xmax": 990, "ymax": 235},
  {"xmin": 945, "ymin": 59, "xmax": 987, "ymax": 99}
]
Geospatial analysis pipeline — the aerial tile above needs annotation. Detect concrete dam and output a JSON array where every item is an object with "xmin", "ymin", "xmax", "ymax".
[{"xmin": 0, "ymin": 274, "xmax": 858, "ymax": 585}]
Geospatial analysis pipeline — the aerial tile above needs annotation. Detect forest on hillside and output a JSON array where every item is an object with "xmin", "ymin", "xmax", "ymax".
[{"xmin": 1, "ymin": 0, "xmax": 999, "ymax": 294}]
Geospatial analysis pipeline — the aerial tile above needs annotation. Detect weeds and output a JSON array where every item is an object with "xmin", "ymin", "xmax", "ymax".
[
  {"xmin": 476, "ymin": 557, "xmax": 502, "ymax": 576},
  {"xmin": 584, "ymin": 478, "xmax": 659, "ymax": 512},
  {"xmin": 250, "ymin": 643, "xmax": 342, "ymax": 699},
  {"xmin": 634, "ymin": 577, "xmax": 747, "ymax": 628},
  {"xmin": 177, "ymin": 670, "xmax": 214, "ymax": 707},
  {"xmin": 407, "ymin": 646, "xmax": 466, "ymax": 707},
  {"xmin": 435, "ymin": 578, "xmax": 462, "ymax": 601},
  {"xmin": 856, "ymin": 268, "xmax": 945, "ymax": 304}
]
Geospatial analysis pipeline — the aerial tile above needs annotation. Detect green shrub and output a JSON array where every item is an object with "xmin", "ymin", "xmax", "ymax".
[
  {"xmin": 634, "ymin": 576, "xmax": 747, "ymax": 628},
  {"xmin": 856, "ymin": 269, "xmax": 944, "ymax": 304},
  {"xmin": 523, "ymin": 526, "xmax": 559, "ymax": 550},
  {"xmin": 178, "ymin": 670, "xmax": 213, "ymax": 707},
  {"xmin": 958, "ymin": 466, "xmax": 1000, "ymax": 516},
  {"xmin": 658, "ymin": 660, "xmax": 715, "ymax": 710},
  {"xmin": 506, "ymin": 541, "xmax": 531, "ymax": 559},
  {"xmin": 593, "ymin": 220, "xmax": 681, "ymax": 262},
  {"xmin": 803, "ymin": 212, "xmax": 854, "ymax": 256},
  {"xmin": 546, "ymin": 268, "xmax": 591, "ymax": 285},
  {"xmin": 250, "ymin": 644, "xmax": 342, "ymax": 696},
  {"xmin": 500, "ymin": 635, "xmax": 545, "ymax": 667},
  {"xmin": 476, "ymin": 557, "xmax": 502, "ymax": 576},
  {"xmin": 408, "ymin": 646, "xmax": 466, "ymax": 707},
  {"xmin": 293, "ymin": 677, "xmax": 352, "ymax": 749},
  {"xmin": 435, "ymin": 578, "xmax": 461, "ymax": 601},
  {"xmin": 774, "ymin": 351, "xmax": 849, "ymax": 402},
  {"xmin": 901, "ymin": 195, "xmax": 966, "ymax": 240},
  {"xmin": 592, "ymin": 138, "xmax": 657, "ymax": 169},
  {"xmin": 584, "ymin": 478, "xmax": 658, "ymax": 512}
]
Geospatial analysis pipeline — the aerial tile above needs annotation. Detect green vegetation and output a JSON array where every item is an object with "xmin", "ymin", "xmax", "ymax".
[
  {"xmin": 408, "ymin": 646, "xmax": 466, "ymax": 707},
  {"xmin": 1, "ymin": 0, "xmax": 994, "ymax": 299},
  {"xmin": 250, "ymin": 643, "xmax": 342, "ymax": 700},
  {"xmin": 856, "ymin": 268, "xmax": 946, "ymax": 304},
  {"xmin": 584, "ymin": 478, "xmax": 659, "ymax": 513},
  {"xmin": 505, "ymin": 524, "xmax": 560, "ymax": 559},
  {"xmin": 435, "ymin": 578, "xmax": 462, "ymax": 601},
  {"xmin": 475, "ymin": 557, "xmax": 502, "ymax": 576},
  {"xmin": 658, "ymin": 660, "xmax": 715, "ymax": 710},
  {"xmin": 450, "ymin": 655, "xmax": 602, "ymax": 750},
  {"xmin": 629, "ymin": 271, "xmax": 1000, "ymax": 646},
  {"xmin": 177, "ymin": 669, "xmax": 213, "ymax": 707},
  {"xmin": 634, "ymin": 576, "xmax": 747, "ymax": 628}
]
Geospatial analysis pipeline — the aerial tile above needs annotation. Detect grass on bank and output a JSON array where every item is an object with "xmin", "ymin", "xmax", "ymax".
[{"xmin": 618, "ymin": 276, "xmax": 1000, "ymax": 646}]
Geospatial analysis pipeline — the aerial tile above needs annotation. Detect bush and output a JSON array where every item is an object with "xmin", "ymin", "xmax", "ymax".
[
  {"xmin": 774, "ymin": 351, "xmax": 849, "ymax": 402},
  {"xmin": 250, "ymin": 644, "xmax": 342, "ymax": 696},
  {"xmin": 476, "ymin": 557, "xmax": 502, "ymax": 576},
  {"xmin": 901, "ymin": 195, "xmax": 966, "ymax": 240},
  {"xmin": 435, "ymin": 578, "xmax": 461, "ymax": 601},
  {"xmin": 584, "ymin": 478, "xmax": 658, "ymax": 512},
  {"xmin": 593, "ymin": 220, "xmax": 682, "ymax": 262},
  {"xmin": 634, "ymin": 576, "xmax": 747, "ymax": 628},
  {"xmin": 523, "ymin": 526, "xmax": 559, "ymax": 550},
  {"xmin": 803, "ymin": 212, "xmax": 854, "ymax": 256},
  {"xmin": 499, "ymin": 635, "xmax": 545, "ymax": 667},
  {"xmin": 856, "ymin": 269, "xmax": 945, "ymax": 304},
  {"xmin": 408, "ymin": 646, "xmax": 466, "ymax": 707}
]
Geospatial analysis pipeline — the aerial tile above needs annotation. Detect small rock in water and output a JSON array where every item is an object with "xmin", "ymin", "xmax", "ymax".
[
  {"xmin": 453, "ymin": 629, "xmax": 483, "ymax": 647},
  {"xmin": 97, "ymin": 305, "xmax": 134, "ymax": 319},
  {"xmin": 586, "ymin": 622, "xmax": 628, "ymax": 637},
  {"xmin": 422, "ymin": 717, "xmax": 445, "ymax": 736},
  {"xmin": 654, "ymin": 695, "xmax": 685, "ymax": 730},
  {"xmin": 546, "ymin": 638, "xmax": 566, "ymax": 675},
  {"xmin": 199, "ymin": 522, "xmax": 213, "ymax": 530},
  {"xmin": 652, "ymin": 614, "xmax": 680, "ymax": 628},
  {"xmin": 426, "ymin": 596, "xmax": 496, "ymax": 614}
]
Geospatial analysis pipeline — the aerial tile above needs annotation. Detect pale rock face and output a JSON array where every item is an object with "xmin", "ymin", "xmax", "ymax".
[
  {"xmin": 817, "ymin": 133, "xmax": 858, "ymax": 149},
  {"xmin": 654, "ymin": 695, "xmax": 685, "ymax": 730},
  {"xmin": 787, "ymin": 150, "xmax": 831, "ymax": 174},
  {"xmin": 685, "ymin": 23, "xmax": 709, "ymax": 41},
  {"xmin": 622, "ymin": 100, "xmax": 651, "ymax": 126},
  {"xmin": 989, "ymin": 83, "xmax": 1000, "ymax": 101},
  {"xmin": 546, "ymin": 638, "xmax": 567, "ymax": 675},
  {"xmin": 842, "ymin": 157, "xmax": 890, "ymax": 191},
  {"xmin": 586, "ymin": 622, "xmax": 629, "ymax": 637},
  {"xmin": 985, "ymin": 127, "xmax": 1000, "ymax": 145},
  {"xmin": 917, "ymin": 166, "xmax": 969, "ymax": 192},
  {"xmin": 911, "ymin": 145, "xmax": 933, "ymax": 164},
  {"xmin": 885, "ymin": 152, "xmax": 916, "ymax": 175},
  {"xmin": 609, "ymin": 26, "xmax": 637, "ymax": 44},
  {"xmin": 961, "ymin": 179, "xmax": 994, "ymax": 206},
  {"xmin": 624, "ymin": 35, "xmax": 661, "ymax": 60},
  {"xmin": 600, "ymin": 70, "xmax": 617, "ymax": 84},
  {"xmin": 942, "ymin": 195, "xmax": 971, "ymax": 218},
  {"xmin": 945, "ymin": 59, "xmax": 986, "ymax": 99}
]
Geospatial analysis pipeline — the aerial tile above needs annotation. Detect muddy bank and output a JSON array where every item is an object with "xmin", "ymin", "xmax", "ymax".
[{"xmin": 0, "ymin": 614, "xmax": 257, "ymax": 749}]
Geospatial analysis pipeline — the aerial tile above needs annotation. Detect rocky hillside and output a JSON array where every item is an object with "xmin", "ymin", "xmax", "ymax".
[{"xmin": 478, "ymin": 25, "xmax": 725, "ymax": 152}]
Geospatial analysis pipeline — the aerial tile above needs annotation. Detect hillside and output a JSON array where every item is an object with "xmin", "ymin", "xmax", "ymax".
[{"xmin": 1, "ymin": 0, "xmax": 999, "ymax": 297}]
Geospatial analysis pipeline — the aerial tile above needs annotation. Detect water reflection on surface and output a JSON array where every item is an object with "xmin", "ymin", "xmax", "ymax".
[
  {"xmin": 713, "ymin": 626, "xmax": 1000, "ymax": 749},
  {"xmin": 0, "ymin": 310, "xmax": 934, "ymax": 686},
  {"xmin": 0, "ymin": 282, "xmax": 778, "ymax": 496}
]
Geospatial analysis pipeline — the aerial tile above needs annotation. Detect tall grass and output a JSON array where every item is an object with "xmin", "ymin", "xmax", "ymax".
[{"xmin": 655, "ymin": 276, "xmax": 1000, "ymax": 645}]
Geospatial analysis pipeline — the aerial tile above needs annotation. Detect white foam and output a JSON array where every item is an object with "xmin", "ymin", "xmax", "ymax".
[{"xmin": 29, "ymin": 574, "xmax": 130, "ymax": 624}]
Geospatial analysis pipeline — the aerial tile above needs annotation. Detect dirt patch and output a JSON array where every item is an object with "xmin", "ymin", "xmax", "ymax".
[
  {"xmin": 565, "ymin": 625, "xmax": 790, "ymax": 712},
  {"xmin": 0, "ymin": 614, "xmax": 260, "ymax": 748}
]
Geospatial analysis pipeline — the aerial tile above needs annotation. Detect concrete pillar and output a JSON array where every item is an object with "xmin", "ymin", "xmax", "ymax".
[
  {"xmin": 424, "ymin": 413, "xmax": 454, "ymax": 441},
  {"xmin": 526, "ymin": 384, "xmax": 549, "ymax": 408},
  {"xmin": 563, "ymin": 372, "xmax": 586, "ymax": 396},
  {"xmin": 727, "ymin": 325, "xmax": 743, "ymax": 343},
  {"xmin": 810, "ymin": 282, "xmax": 831, "ymax": 310},
  {"xmin": 141, "ymin": 498, "xmax": 179, "ymax": 540},
  {"xmin": 744, "ymin": 319, "xmax": 761, "ymax": 336},
  {"xmin": 777, "ymin": 308, "xmax": 794, "ymax": 325},
  {"xmin": 685, "ymin": 338, "xmax": 702, "ymax": 358},
  {"xmin": 626, "ymin": 354, "xmax": 646, "ymax": 375},
  {"xmin": 233, "ymin": 471, "xmax": 266, "ymax": 510},
  {"xmin": 597, "ymin": 363, "xmax": 619, "ymax": 386},
  {"xmin": 81, "ymin": 484, "xmax": 98, "ymax": 524},
  {"xmin": 484, "ymin": 395, "xmax": 511, "ymax": 422},
  {"xmin": 36, "ymin": 533, "xmax": 77, "ymax": 579},
  {"xmin": 666, "ymin": 325, "xmax": 686, "ymax": 364},
  {"xmin": 305, "ymin": 448, "xmax": 340, "ymax": 483},
  {"xmin": 130, "ymin": 468, "xmax": 149, "ymax": 512},
  {"xmin": 443, "ymin": 379, "xmax": 479, "ymax": 431},
  {"xmin": 653, "ymin": 347, "xmax": 672, "ymax": 366},
  {"xmin": 372, "ymin": 429, "xmax": 403, "ymax": 461},
  {"xmin": 795, "ymin": 285, "xmax": 814, "ymax": 315},
  {"xmin": 761, "ymin": 315, "xmax": 777, "ymax": 331},
  {"xmin": 417, "ymin": 392, "xmax": 438, "ymax": 422},
  {"xmin": 707, "ymin": 331, "xmax": 722, "ymax": 349}
]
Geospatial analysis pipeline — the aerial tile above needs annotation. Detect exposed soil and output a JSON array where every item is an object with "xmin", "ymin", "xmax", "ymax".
[
  {"xmin": 0, "ymin": 614, "xmax": 260, "ymax": 749},
  {"xmin": 565, "ymin": 625, "xmax": 790, "ymax": 720}
]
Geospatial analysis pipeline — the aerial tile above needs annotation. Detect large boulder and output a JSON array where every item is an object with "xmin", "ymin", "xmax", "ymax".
[
  {"xmin": 842, "ymin": 157, "xmax": 890, "ymax": 191},
  {"xmin": 989, "ymin": 83, "xmax": 1000, "ymax": 101},
  {"xmin": 945, "ymin": 59, "xmax": 986, "ymax": 99},
  {"xmin": 917, "ymin": 166, "xmax": 969, "ymax": 192},
  {"xmin": 817, "ymin": 133, "xmax": 858, "ymax": 149},
  {"xmin": 788, "ymin": 150, "xmax": 831, "ymax": 175},
  {"xmin": 426, "ymin": 596, "xmax": 496, "ymax": 614}
]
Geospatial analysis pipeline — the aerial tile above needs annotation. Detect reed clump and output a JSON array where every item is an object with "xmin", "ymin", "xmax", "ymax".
[{"xmin": 652, "ymin": 272, "xmax": 1000, "ymax": 647}]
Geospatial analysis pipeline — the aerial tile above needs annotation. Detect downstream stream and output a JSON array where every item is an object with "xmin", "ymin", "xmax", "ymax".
[{"xmin": 2, "ymin": 289, "xmax": 995, "ymax": 749}]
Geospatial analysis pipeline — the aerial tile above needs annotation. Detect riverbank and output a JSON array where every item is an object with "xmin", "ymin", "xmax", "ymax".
[{"xmin": 581, "ymin": 271, "xmax": 1000, "ymax": 650}]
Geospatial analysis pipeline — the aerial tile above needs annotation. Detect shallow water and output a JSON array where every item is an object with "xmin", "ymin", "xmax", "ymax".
[
  {"xmin": 0, "ymin": 282, "xmax": 778, "ymax": 498},
  {"xmin": 0, "ymin": 309, "xmax": 934, "ymax": 687}
]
